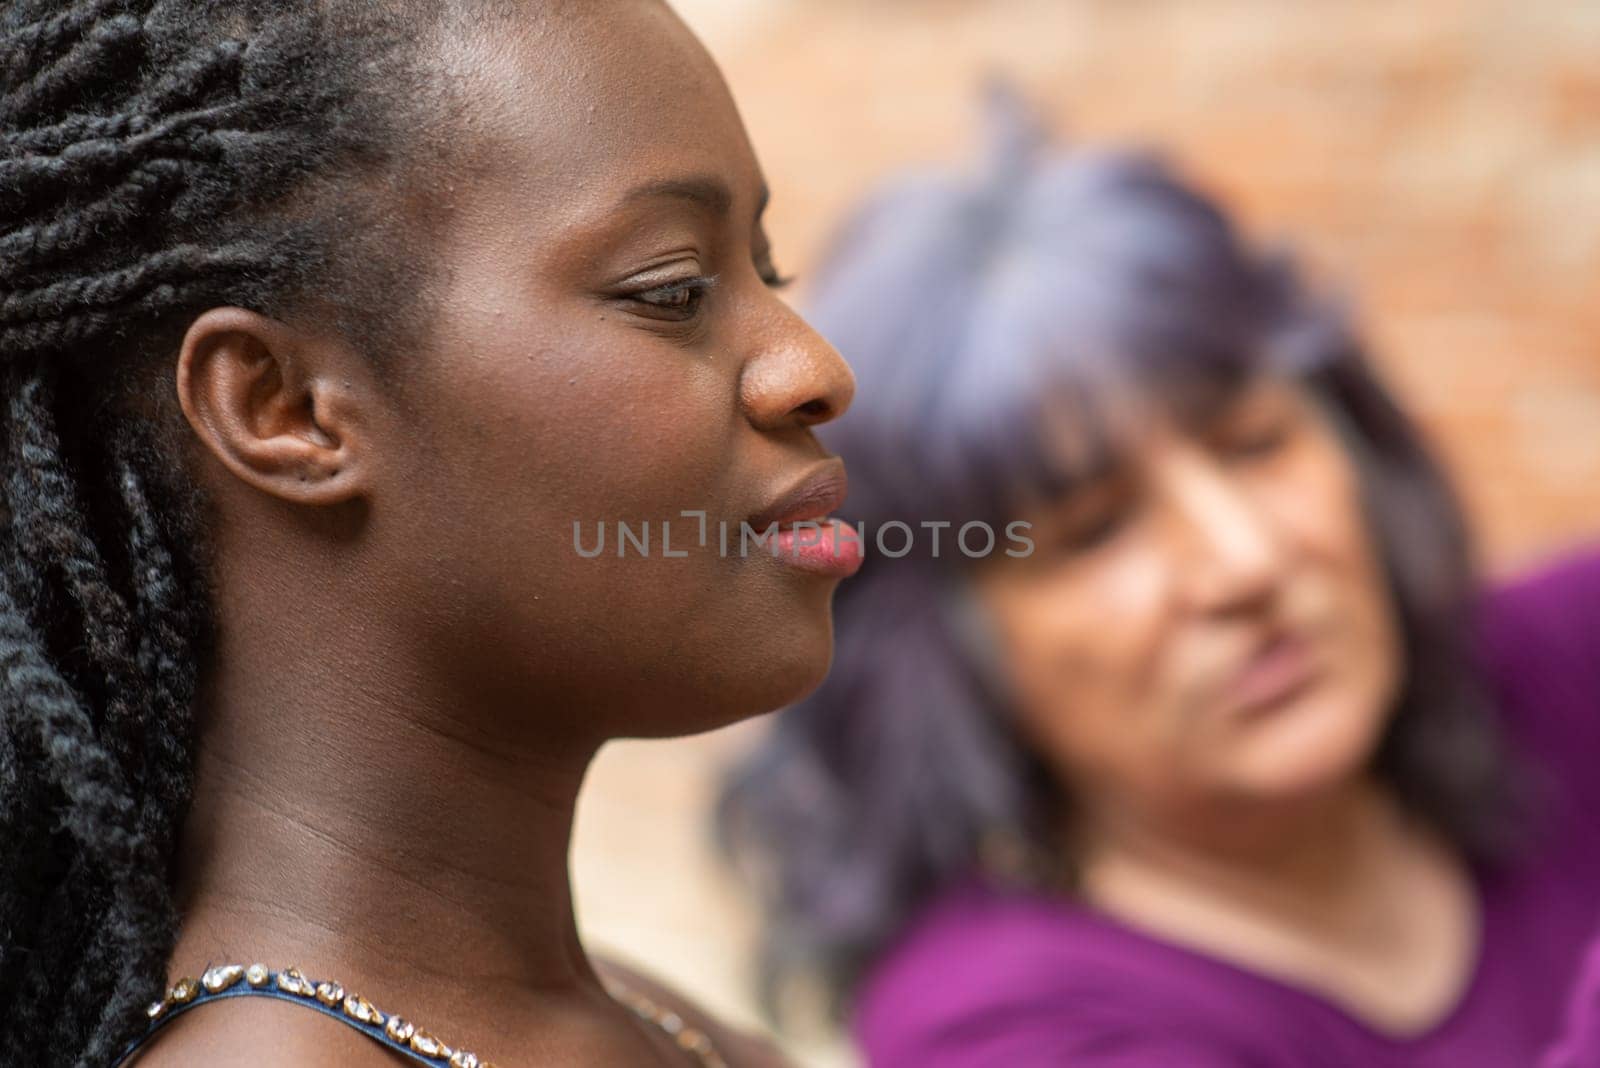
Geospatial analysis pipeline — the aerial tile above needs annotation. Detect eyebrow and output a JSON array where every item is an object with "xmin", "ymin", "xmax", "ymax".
[{"xmin": 619, "ymin": 176, "xmax": 771, "ymax": 220}]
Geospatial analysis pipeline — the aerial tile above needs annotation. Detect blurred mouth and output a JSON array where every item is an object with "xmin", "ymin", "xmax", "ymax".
[
  {"xmin": 747, "ymin": 458, "xmax": 863, "ymax": 578},
  {"xmin": 1224, "ymin": 629, "xmax": 1319, "ymax": 717}
]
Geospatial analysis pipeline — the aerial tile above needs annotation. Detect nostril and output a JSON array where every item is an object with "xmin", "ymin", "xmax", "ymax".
[{"xmin": 794, "ymin": 398, "xmax": 832, "ymax": 423}]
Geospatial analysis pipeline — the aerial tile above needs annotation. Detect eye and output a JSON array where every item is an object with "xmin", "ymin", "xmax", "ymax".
[
  {"xmin": 1060, "ymin": 506, "xmax": 1129, "ymax": 553},
  {"xmin": 1206, "ymin": 387, "xmax": 1301, "ymax": 461},
  {"xmin": 1048, "ymin": 481, "xmax": 1137, "ymax": 556},
  {"xmin": 627, "ymin": 275, "xmax": 717, "ymax": 321},
  {"xmin": 1217, "ymin": 419, "xmax": 1292, "ymax": 460}
]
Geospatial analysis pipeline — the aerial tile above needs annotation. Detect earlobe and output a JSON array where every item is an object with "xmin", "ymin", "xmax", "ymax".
[{"xmin": 175, "ymin": 307, "xmax": 365, "ymax": 506}]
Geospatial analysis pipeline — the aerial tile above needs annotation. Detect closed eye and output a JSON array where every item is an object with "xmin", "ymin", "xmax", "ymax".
[
  {"xmin": 1060, "ymin": 506, "xmax": 1129, "ymax": 553},
  {"xmin": 1216, "ymin": 420, "xmax": 1292, "ymax": 460}
]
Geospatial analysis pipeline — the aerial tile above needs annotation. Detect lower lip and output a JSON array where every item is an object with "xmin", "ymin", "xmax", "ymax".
[
  {"xmin": 1230, "ymin": 637, "xmax": 1318, "ymax": 715},
  {"xmin": 768, "ymin": 519, "xmax": 864, "ymax": 578}
]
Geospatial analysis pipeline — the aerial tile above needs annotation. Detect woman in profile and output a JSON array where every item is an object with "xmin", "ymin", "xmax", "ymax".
[
  {"xmin": 0, "ymin": 1, "xmax": 859, "ymax": 1065},
  {"xmin": 719, "ymin": 94, "xmax": 1600, "ymax": 1067}
]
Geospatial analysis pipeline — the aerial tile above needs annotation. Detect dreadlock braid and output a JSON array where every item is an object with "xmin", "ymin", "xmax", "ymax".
[
  {"xmin": 0, "ymin": 14, "xmax": 146, "ymax": 124},
  {"xmin": 9, "ymin": 370, "xmax": 147, "ymax": 793},
  {"xmin": 0, "ymin": 1, "xmax": 120, "ymax": 71},
  {"xmin": 0, "ymin": 0, "xmax": 486, "ymax": 1062}
]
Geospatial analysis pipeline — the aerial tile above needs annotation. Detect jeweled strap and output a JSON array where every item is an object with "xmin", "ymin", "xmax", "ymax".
[{"xmin": 114, "ymin": 965, "xmax": 497, "ymax": 1068}]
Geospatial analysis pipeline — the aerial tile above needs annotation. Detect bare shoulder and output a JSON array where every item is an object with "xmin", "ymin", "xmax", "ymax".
[
  {"xmin": 592, "ymin": 956, "xmax": 795, "ymax": 1068},
  {"xmin": 122, "ymin": 994, "xmax": 413, "ymax": 1068}
]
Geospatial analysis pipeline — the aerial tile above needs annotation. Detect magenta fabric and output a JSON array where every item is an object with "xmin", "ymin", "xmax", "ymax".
[
  {"xmin": 855, "ymin": 545, "xmax": 1600, "ymax": 1067},
  {"xmin": 1545, "ymin": 935, "xmax": 1600, "ymax": 1068}
]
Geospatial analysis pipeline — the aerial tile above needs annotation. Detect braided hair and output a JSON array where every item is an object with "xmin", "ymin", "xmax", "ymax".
[{"xmin": 0, "ymin": 1, "xmax": 488, "ymax": 1061}]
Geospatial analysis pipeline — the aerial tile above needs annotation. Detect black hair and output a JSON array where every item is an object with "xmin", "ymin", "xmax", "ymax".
[{"xmin": 0, "ymin": 1, "xmax": 488, "ymax": 1061}]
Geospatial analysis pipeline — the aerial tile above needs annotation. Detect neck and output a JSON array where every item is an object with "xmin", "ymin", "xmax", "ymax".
[
  {"xmin": 1072, "ymin": 778, "xmax": 1480, "ymax": 1037},
  {"xmin": 1076, "ymin": 776, "xmax": 1418, "ymax": 930},
  {"xmin": 170, "ymin": 577, "xmax": 605, "ymax": 1045}
]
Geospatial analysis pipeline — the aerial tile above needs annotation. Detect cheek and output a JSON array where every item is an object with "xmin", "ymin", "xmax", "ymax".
[
  {"xmin": 983, "ymin": 562, "xmax": 1180, "ymax": 791},
  {"xmin": 1274, "ymin": 441, "xmax": 1403, "ymax": 712},
  {"xmin": 413, "ymin": 232, "xmax": 746, "ymax": 526},
  {"xmin": 1212, "ymin": 443, "xmax": 1403, "ymax": 794},
  {"xmin": 445, "ymin": 319, "xmax": 732, "ymax": 520},
  {"xmin": 382, "ymin": 309, "xmax": 829, "ymax": 730},
  {"xmin": 411, "ymin": 315, "xmax": 737, "ymax": 623}
]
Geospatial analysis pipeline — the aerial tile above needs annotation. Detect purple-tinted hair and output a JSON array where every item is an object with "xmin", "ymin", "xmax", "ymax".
[{"xmin": 716, "ymin": 89, "xmax": 1519, "ymax": 1021}]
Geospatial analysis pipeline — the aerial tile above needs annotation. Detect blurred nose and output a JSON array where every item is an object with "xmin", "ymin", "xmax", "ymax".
[
  {"xmin": 1164, "ymin": 453, "xmax": 1285, "ymax": 615},
  {"xmin": 739, "ymin": 298, "xmax": 855, "ymax": 433}
]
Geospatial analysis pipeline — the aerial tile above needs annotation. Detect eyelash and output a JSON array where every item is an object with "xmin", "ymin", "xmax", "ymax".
[
  {"xmin": 629, "ymin": 270, "xmax": 796, "ymax": 320},
  {"xmin": 1221, "ymin": 422, "xmax": 1291, "ymax": 459},
  {"xmin": 633, "ymin": 276, "xmax": 717, "ymax": 317},
  {"xmin": 1061, "ymin": 503, "xmax": 1133, "ymax": 553}
]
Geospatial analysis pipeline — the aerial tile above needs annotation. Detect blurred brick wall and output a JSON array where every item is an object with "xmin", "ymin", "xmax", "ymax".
[
  {"xmin": 574, "ymin": 7, "xmax": 1600, "ymax": 1067},
  {"xmin": 677, "ymin": 0, "xmax": 1600, "ymax": 572}
]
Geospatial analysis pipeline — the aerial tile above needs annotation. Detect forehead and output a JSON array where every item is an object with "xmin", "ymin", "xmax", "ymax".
[
  {"xmin": 428, "ymin": 1, "xmax": 765, "ymax": 234},
  {"xmin": 1027, "ymin": 368, "xmax": 1289, "ymax": 492}
]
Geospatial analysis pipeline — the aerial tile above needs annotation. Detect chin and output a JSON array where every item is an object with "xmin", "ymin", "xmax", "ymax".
[
  {"xmin": 733, "ymin": 580, "xmax": 842, "ymax": 710},
  {"xmin": 634, "ymin": 616, "xmax": 836, "ymax": 738},
  {"xmin": 1228, "ymin": 687, "xmax": 1389, "ymax": 800},
  {"xmin": 737, "ymin": 621, "xmax": 837, "ymax": 718}
]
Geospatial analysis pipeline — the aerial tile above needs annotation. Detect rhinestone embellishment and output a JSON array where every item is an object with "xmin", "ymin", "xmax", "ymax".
[
  {"xmin": 201, "ymin": 965, "xmax": 245, "ymax": 994},
  {"xmin": 134, "ymin": 965, "xmax": 707, "ymax": 1068},
  {"xmin": 275, "ymin": 967, "xmax": 317, "ymax": 997},
  {"xmin": 607, "ymin": 980, "xmax": 728, "ymax": 1068},
  {"xmin": 409, "ymin": 1027, "xmax": 449, "ymax": 1058},
  {"xmin": 384, "ymin": 1014, "xmax": 416, "ymax": 1044},
  {"xmin": 343, "ymin": 993, "xmax": 385, "ymax": 1026}
]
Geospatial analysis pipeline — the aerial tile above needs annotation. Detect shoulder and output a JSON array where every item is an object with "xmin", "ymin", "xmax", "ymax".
[
  {"xmin": 1474, "ymin": 541, "xmax": 1600, "ymax": 684},
  {"xmin": 121, "ymin": 993, "xmax": 412, "ymax": 1068},
  {"xmin": 1546, "ymin": 930, "xmax": 1600, "ymax": 1068},
  {"xmin": 858, "ymin": 880, "xmax": 1092, "ymax": 1002},
  {"xmin": 1472, "ymin": 542, "xmax": 1600, "ymax": 779},
  {"xmin": 852, "ymin": 881, "xmax": 1261, "ymax": 1068},
  {"xmin": 591, "ymin": 956, "xmax": 793, "ymax": 1068}
]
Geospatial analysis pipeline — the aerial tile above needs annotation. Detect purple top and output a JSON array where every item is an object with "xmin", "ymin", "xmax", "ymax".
[{"xmin": 855, "ymin": 546, "xmax": 1600, "ymax": 1068}]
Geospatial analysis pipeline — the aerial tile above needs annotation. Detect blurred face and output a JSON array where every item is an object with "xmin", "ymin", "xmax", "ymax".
[
  {"xmin": 973, "ymin": 376, "xmax": 1401, "ymax": 830},
  {"xmin": 364, "ymin": 2, "xmax": 857, "ymax": 739}
]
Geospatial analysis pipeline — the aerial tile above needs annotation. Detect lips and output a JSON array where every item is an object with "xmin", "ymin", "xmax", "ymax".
[
  {"xmin": 1225, "ymin": 629, "xmax": 1318, "ymax": 715},
  {"xmin": 747, "ymin": 459, "xmax": 849, "ymax": 530},
  {"xmin": 747, "ymin": 458, "xmax": 862, "ymax": 578}
]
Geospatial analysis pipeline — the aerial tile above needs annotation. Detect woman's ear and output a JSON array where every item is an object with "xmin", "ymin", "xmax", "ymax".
[{"xmin": 174, "ymin": 306, "xmax": 369, "ymax": 507}]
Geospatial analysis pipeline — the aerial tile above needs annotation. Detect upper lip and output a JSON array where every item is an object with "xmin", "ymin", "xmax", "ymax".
[{"xmin": 747, "ymin": 458, "xmax": 849, "ymax": 529}]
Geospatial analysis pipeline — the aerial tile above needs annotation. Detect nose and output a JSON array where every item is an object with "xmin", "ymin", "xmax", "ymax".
[
  {"xmin": 1165, "ymin": 454, "xmax": 1284, "ymax": 615},
  {"xmin": 738, "ymin": 298, "xmax": 855, "ymax": 433}
]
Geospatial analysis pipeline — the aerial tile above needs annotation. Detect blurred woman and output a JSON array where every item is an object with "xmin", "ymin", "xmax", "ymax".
[{"xmin": 718, "ymin": 97, "xmax": 1600, "ymax": 1067}]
